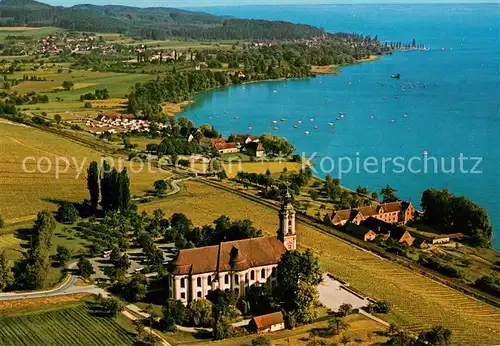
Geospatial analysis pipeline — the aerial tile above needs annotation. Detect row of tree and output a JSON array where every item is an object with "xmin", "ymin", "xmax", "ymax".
[
  {"xmin": 87, "ymin": 161, "xmax": 131, "ymax": 212},
  {"xmin": 0, "ymin": 211, "xmax": 57, "ymax": 291}
]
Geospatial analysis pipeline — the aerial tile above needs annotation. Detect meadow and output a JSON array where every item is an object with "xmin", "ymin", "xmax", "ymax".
[
  {"xmin": 192, "ymin": 160, "xmax": 302, "ymax": 178},
  {"xmin": 0, "ymin": 119, "xmax": 171, "ymax": 223},
  {"xmin": 162, "ymin": 314, "xmax": 387, "ymax": 345},
  {"xmin": 138, "ymin": 180, "xmax": 500, "ymax": 345},
  {"xmin": 0, "ymin": 27, "xmax": 63, "ymax": 39},
  {"xmin": 0, "ymin": 303, "xmax": 134, "ymax": 346}
]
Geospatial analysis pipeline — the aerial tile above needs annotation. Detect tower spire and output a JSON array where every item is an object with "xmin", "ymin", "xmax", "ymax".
[{"xmin": 278, "ymin": 187, "xmax": 297, "ymax": 251}]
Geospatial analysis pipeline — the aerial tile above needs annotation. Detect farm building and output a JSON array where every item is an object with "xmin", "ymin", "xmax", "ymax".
[
  {"xmin": 249, "ymin": 311, "xmax": 285, "ymax": 333},
  {"xmin": 359, "ymin": 217, "xmax": 415, "ymax": 246},
  {"xmin": 430, "ymin": 235, "xmax": 450, "ymax": 244},
  {"xmin": 214, "ymin": 142, "xmax": 239, "ymax": 154},
  {"xmin": 327, "ymin": 201, "xmax": 415, "ymax": 226},
  {"xmin": 344, "ymin": 223, "xmax": 378, "ymax": 241},
  {"xmin": 245, "ymin": 141, "xmax": 266, "ymax": 157}
]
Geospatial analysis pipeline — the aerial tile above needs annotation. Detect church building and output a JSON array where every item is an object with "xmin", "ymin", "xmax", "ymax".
[{"xmin": 168, "ymin": 193, "xmax": 297, "ymax": 304}]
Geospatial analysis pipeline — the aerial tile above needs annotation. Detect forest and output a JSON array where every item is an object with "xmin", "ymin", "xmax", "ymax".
[{"xmin": 0, "ymin": 0, "xmax": 327, "ymax": 40}]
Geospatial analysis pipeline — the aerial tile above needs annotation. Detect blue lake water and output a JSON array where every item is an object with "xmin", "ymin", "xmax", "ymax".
[{"xmin": 183, "ymin": 4, "xmax": 500, "ymax": 248}]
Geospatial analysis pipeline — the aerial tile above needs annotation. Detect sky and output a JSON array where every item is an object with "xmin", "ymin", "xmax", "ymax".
[{"xmin": 42, "ymin": 0, "xmax": 498, "ymax": 8}]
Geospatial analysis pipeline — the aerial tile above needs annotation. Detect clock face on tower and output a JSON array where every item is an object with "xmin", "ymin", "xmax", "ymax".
[{"xmin": 286, "ymin": 239, "xmax": 293, "ymax": 249}]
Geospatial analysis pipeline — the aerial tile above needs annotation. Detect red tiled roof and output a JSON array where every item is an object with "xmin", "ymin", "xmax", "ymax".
[
  {"xmin": 173, "ymin": 236, "xmax": 287, "ymax": 275},
  {"xmin": 200, "ymin": 137, "xmax": 226, "ymax": 146},
  {"xmin": 381, "ymin": 202, "xmax": 403, "ymax": 213},
  {"xmin": 331, "ymin": 209, "xmax": 351, "ymax": 223},
  {"xmin": 357, "ymin": 205, "xmax": 381, "ymax": 217},
  {"xmin": 215, "ymin": 142, "xmax": 238, "ymax": 150},
  {"xmin": 252, "ymin": 312, "xmax": 284, "ymax": 330}
]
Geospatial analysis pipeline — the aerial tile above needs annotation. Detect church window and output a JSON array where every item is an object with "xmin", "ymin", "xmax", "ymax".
[{"xmin": 180, "ymin": 278, "xmax": 185, "ymax": 288}]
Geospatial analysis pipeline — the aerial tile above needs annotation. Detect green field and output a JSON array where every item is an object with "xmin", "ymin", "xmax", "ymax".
[
  {"xmin": 0, "ymin": 27, "xmax": 63, "ymax": 40},
  {"xmin": 0, "ymin": 304, "xmax": 134, "ymax": 346}
]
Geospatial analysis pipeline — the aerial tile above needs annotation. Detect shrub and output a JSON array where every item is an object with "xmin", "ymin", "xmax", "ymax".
[{"xmin": 57, "ymin": 203, "xmax": 79, "ymax": 224}]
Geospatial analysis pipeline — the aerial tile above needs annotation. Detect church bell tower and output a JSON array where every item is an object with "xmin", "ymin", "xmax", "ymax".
[{"xmin": 278, "ymin": 190, "xmax": 297, "ymax": 251}]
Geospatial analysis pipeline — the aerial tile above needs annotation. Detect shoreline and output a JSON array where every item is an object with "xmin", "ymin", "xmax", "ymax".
[{"xmin": 166, "ymin": 54, "xmax": 383, "ymax": 117}]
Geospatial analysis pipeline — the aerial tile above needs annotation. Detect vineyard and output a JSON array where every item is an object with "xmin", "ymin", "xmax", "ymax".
[
  {"xmin": 140, "ymin": 180, "xmax": 500, "ymax": 345},
  {"xmin": 0, "ymin": 119, "xmax": 170, "ymax": 222},
  {"xmin": 0, "ymin": 304, "xmax": 134, "ymax": 346}
]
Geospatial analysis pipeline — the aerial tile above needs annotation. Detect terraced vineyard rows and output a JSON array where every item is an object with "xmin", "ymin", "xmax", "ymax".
[
  {"xmin": 142, "ymin": 180, "xmax": 500, "ymax": 345},
  {"xmin": 0, "ymin": 305, "xmax": 134, "ymax": 346}
]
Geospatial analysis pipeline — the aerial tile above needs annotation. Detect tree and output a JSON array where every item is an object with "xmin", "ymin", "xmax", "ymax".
[
  {"xmin": 57, "ymin": 202, "xmax": 79, "ymax": 224},
  {"xmin": 0, "ymin": 216, "xmax": 4, "ymax": 228},
  {"xmin": 115, "ymin": 253, "xmax": 131, "ymax": 272},
  {"xmin": 274, "ymin": 249, "xmax": 322, "ymax": 326},
  {"xmin": 337, "ymin": 303, "xmax": 352, "ymax": 317},
  {"xmin": 309, "ymin": 190, "xmax": 319, "ymax": 200},
  {"xmin": 62, "ymin": 81, "xmax": 74, "ymax": 91},
  {"xmin": 380, "ymin": 184, "xmax": 398, "ymax": 203},
  {"xmin": 54, "ymin": 114, "xmax": 62, "ymax": 124},
  {"xmin": 386, "ymin": 331, "xmax": 416, "ymax": 345},
  {"xmin": 162, "ymin": 299, "xmax": 188, "ymax": 331},
  {"xmin": 421, "ymin": 188, "xmax": 492, "ymax": 247},
  {"xmin": 54, "ymin": 245, "xmax": 72, "ymax": 267},
  {"xmin": 417, "ymin": 326, "xmax": 452, "ymax": 346},
  {"xmin": 371, "ymin": 191, "xmax": 379, "ymax": 201},
  {"xmin": 217, "ymin": 169, "xmax": 228, "ymax": 180},
  {"xmin": 77, "ymin": 256, "xmax": 95, "ymax": 280},
  {"xmin": 123, "ymin": 275, "xmax": 147, "ymax": 302},
  {"xmin": 328, "ymin": 316, "xmax": 348, "ymax": 335},
  {"xmin": 118, "ymin": 168, "xmax": 131, "ymax": 212},
  {"xmin": 12, "ymin": 211, "xmax": 57, "ymax": 290},
  {"xmin": 251, "ymin": 336, "xmax": 271, "ymax": 346},
  {"xmin": 100, "ymin": 297, "xmax": 125, "ymax": 317},
  {"xmin": 154, "ymin": 180, "xmax": 168, "ymax": 195},
  {"xmin": 340, "ymin": 335, "xmax": 351, "ymax": 345},
  {"xmin": 0, "ymin": 251, "xmax": 11, "ymax": 292},
  {"xmin": 356, "ymin": 185, "xmax": 368, "ymax": 195},
  {"xmin": 87, "ymin": 161, "xmax": 99, "ymax": 211},
  {"xmin": 245, "ymin": 285, "xmax": 272, "ymax": 315},
  {"xmin": 188, "ymin": 298, "xmax": 213, "ymax": 327}
]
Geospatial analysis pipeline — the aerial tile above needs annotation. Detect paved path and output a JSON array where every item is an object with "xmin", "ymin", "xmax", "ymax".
[
  {"xmin": 318, "ymin": 273, "xmax": 389, "ymax": 328},
  {"xmin": 0, "ymin": 262, "xmax": 106, "ymax": 301},
  {"xmin": 165, "ymin": 176, "xmax": 194, "ymax": 196},
  {"xmin": 126, "ymin": 303, "xmax": 250, "ymax": 334},
  {"xmin": 122, "ymin": 310, "xmax": 171, "ymax": 346}
]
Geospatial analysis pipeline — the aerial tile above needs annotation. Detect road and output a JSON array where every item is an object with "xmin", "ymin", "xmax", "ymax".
[{"xmin": 0, "ymin": 262, "xmax": 106, "ymax": 301}]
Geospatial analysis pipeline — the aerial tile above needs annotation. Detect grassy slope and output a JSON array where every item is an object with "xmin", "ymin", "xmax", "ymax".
[
  {"xmin": 138, "ymin": 180, "xmax": 500, "ymax": 345},
  {"xmin": 0, "ymin": 304, "xmax": 134, "ymax": 346},
  {"xmin": 0, "ymin": 119, "xmax": 170, "ymax": 222},
  {"xmin": 162, "ymin": 314, "xmax": 387, "ymax": 345}
]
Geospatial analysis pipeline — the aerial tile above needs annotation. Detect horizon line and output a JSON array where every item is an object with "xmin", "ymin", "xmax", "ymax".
[{"xmin": 41, "ymin": 1, "xmax": 500, "ymax": 9}]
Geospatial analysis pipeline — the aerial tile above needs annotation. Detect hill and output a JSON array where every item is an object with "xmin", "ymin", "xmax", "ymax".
[{"xmin": 0, "ymin": 0, "xmax": 327, "ymax": 40}]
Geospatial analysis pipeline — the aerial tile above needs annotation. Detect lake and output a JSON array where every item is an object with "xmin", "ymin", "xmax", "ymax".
[{"xmin": 183, "ymin": 4, "xmax": 500, "ymax": 248}]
